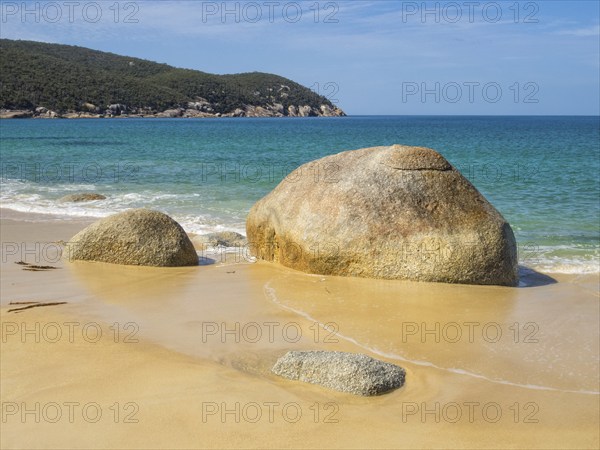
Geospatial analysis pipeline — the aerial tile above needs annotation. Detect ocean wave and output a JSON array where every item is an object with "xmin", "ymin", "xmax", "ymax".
[
  {"xmin": 0, "ymin": 179, "xmax": 246, "ymax": 236},
  {"xmin": 521, "ymin": 245, "xmax": 599, "ymax": 274},
  {"xmin": 528, "ymin": 261, "xmax": 600, "ymax": 275}
]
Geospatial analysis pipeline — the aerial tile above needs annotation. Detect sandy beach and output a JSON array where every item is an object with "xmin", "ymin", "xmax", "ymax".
[{"xmin": 0, "ymin": 210, "xmax": 598, "ymax": 449}]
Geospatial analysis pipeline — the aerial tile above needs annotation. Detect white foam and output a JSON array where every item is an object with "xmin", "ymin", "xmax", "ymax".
[
  {"xmin": 264, "ymin": 281, "xmax": 600, "ymax": 396},
  {"xmin": 521, "ymin": 245, "xmax": 599, "ymax": 274},
  {"xmin": 530, "ymin": 261, "xmax": 600, "ymax": 275},
  {"xmin": 0, "ymin": 178, "xmax": 247, "ymax": 236}
]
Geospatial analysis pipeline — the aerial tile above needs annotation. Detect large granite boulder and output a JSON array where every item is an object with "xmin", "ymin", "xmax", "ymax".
[
  {"xmin": 246, "ymin": 144, "xmax": 518, "ymax": 286},
  {"xmin": 66, "ymin": 209, "xmax": 198, "ymax": 267},
  {"xmin": 272, "ymin": 351, "xmax": 405, "ymax": 396}
]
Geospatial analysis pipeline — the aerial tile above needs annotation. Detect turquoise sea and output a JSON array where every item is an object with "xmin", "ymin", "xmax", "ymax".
[{"xmin": 1, "ymin": 116, "xmax": 598, "ymax": 274}]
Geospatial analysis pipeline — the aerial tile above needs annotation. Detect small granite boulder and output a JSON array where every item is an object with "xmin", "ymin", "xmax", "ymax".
[
  {"xmin": 192, "ymin": 231, "xmax": 247, "ymax": 248},
  {"xmin": 272, "ymin": 351, "xmax": 405, "ymax": 396},
  {"xmin": 66, "ymin": 209, "xmax": 198, "ymax": 267},
  {"xmin": 59, "ymin": 193, "xmax": 106, "ymax": 202}
]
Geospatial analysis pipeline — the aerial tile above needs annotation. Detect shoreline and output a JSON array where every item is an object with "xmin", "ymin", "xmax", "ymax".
[
  {"xmin": 1, "ymin": 209, "xmax": 599, "ymax": 448},
  {"xmin": 0, "ymin": 114, "xmax": 347, "ymax": 120},
  {"xmin": 2, "ymin": 207, "xmax": 597, "ymax": 278},
  {"xmin": 0, "ymin": 108, "xmax": 347, "ymax": 120}
]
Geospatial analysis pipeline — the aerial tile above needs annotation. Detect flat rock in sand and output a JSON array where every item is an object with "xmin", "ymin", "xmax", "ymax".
[{"xmin": 272, "ymin": 350, "xmax": 405, "ymax": 396}]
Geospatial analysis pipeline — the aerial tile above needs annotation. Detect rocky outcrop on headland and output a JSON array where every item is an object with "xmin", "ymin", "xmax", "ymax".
[
  {"xmin": 0, "ymin": 101, "xmax": 345, "ymax": 119},
  {"xmin": 246, "ymin": 144, "xmax": 519, "ymax": 286},
  {"xmin": 66, "ymin": 209, "xmax": 198, "ymax": 267},
  {"xmin": 0, "ymin": 109, "xmax": 33, "ymax": 119},
  {"xmin": 272, "ymin": 351, "xmax": 406, "ymax": 396}
]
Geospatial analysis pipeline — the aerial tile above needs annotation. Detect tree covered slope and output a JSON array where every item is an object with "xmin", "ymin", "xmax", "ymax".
[{"xmin": 0, "ymin": 39, "xmax": 344, "ymax": 118}]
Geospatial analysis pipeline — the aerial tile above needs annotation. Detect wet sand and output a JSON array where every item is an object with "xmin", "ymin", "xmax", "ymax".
[{"xmin": 1, "ymin": 211, "xmax": 599, "ymax": 449}]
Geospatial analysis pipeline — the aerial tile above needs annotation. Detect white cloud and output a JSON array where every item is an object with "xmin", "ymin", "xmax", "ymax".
[{"xmin": 556, "ymin": 25, "xmax": 600, "ymax": 37}]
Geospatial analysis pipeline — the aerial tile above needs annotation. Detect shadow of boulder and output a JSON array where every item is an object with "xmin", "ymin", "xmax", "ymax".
[{"xmin": 518, "ymin": 265, "xmax": 557, "ymax": 288}]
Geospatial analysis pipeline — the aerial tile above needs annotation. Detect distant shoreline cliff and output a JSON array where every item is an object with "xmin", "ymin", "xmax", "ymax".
[
  {"xmin": 0, "ymin": 103, "xmax": 345, "ymax": 119},
  {"xmin": 0, "ymin": 39, "xmax": 345, "ymax": 119}
]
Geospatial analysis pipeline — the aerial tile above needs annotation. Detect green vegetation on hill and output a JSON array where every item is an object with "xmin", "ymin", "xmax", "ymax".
[{"xmin": 0, "ymin": 39, "xmax": 338, "ymax": 114}]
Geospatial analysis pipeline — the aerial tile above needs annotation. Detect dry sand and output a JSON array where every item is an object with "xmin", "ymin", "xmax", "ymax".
[{"xmin": 1, "ymin": 210, "xmax": 598, "ymax": 449}]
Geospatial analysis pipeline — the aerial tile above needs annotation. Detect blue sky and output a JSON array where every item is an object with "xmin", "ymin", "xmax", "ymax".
[{"xmin": 1, "ymin": 0, "xmax": 599, "ymax": 115}]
